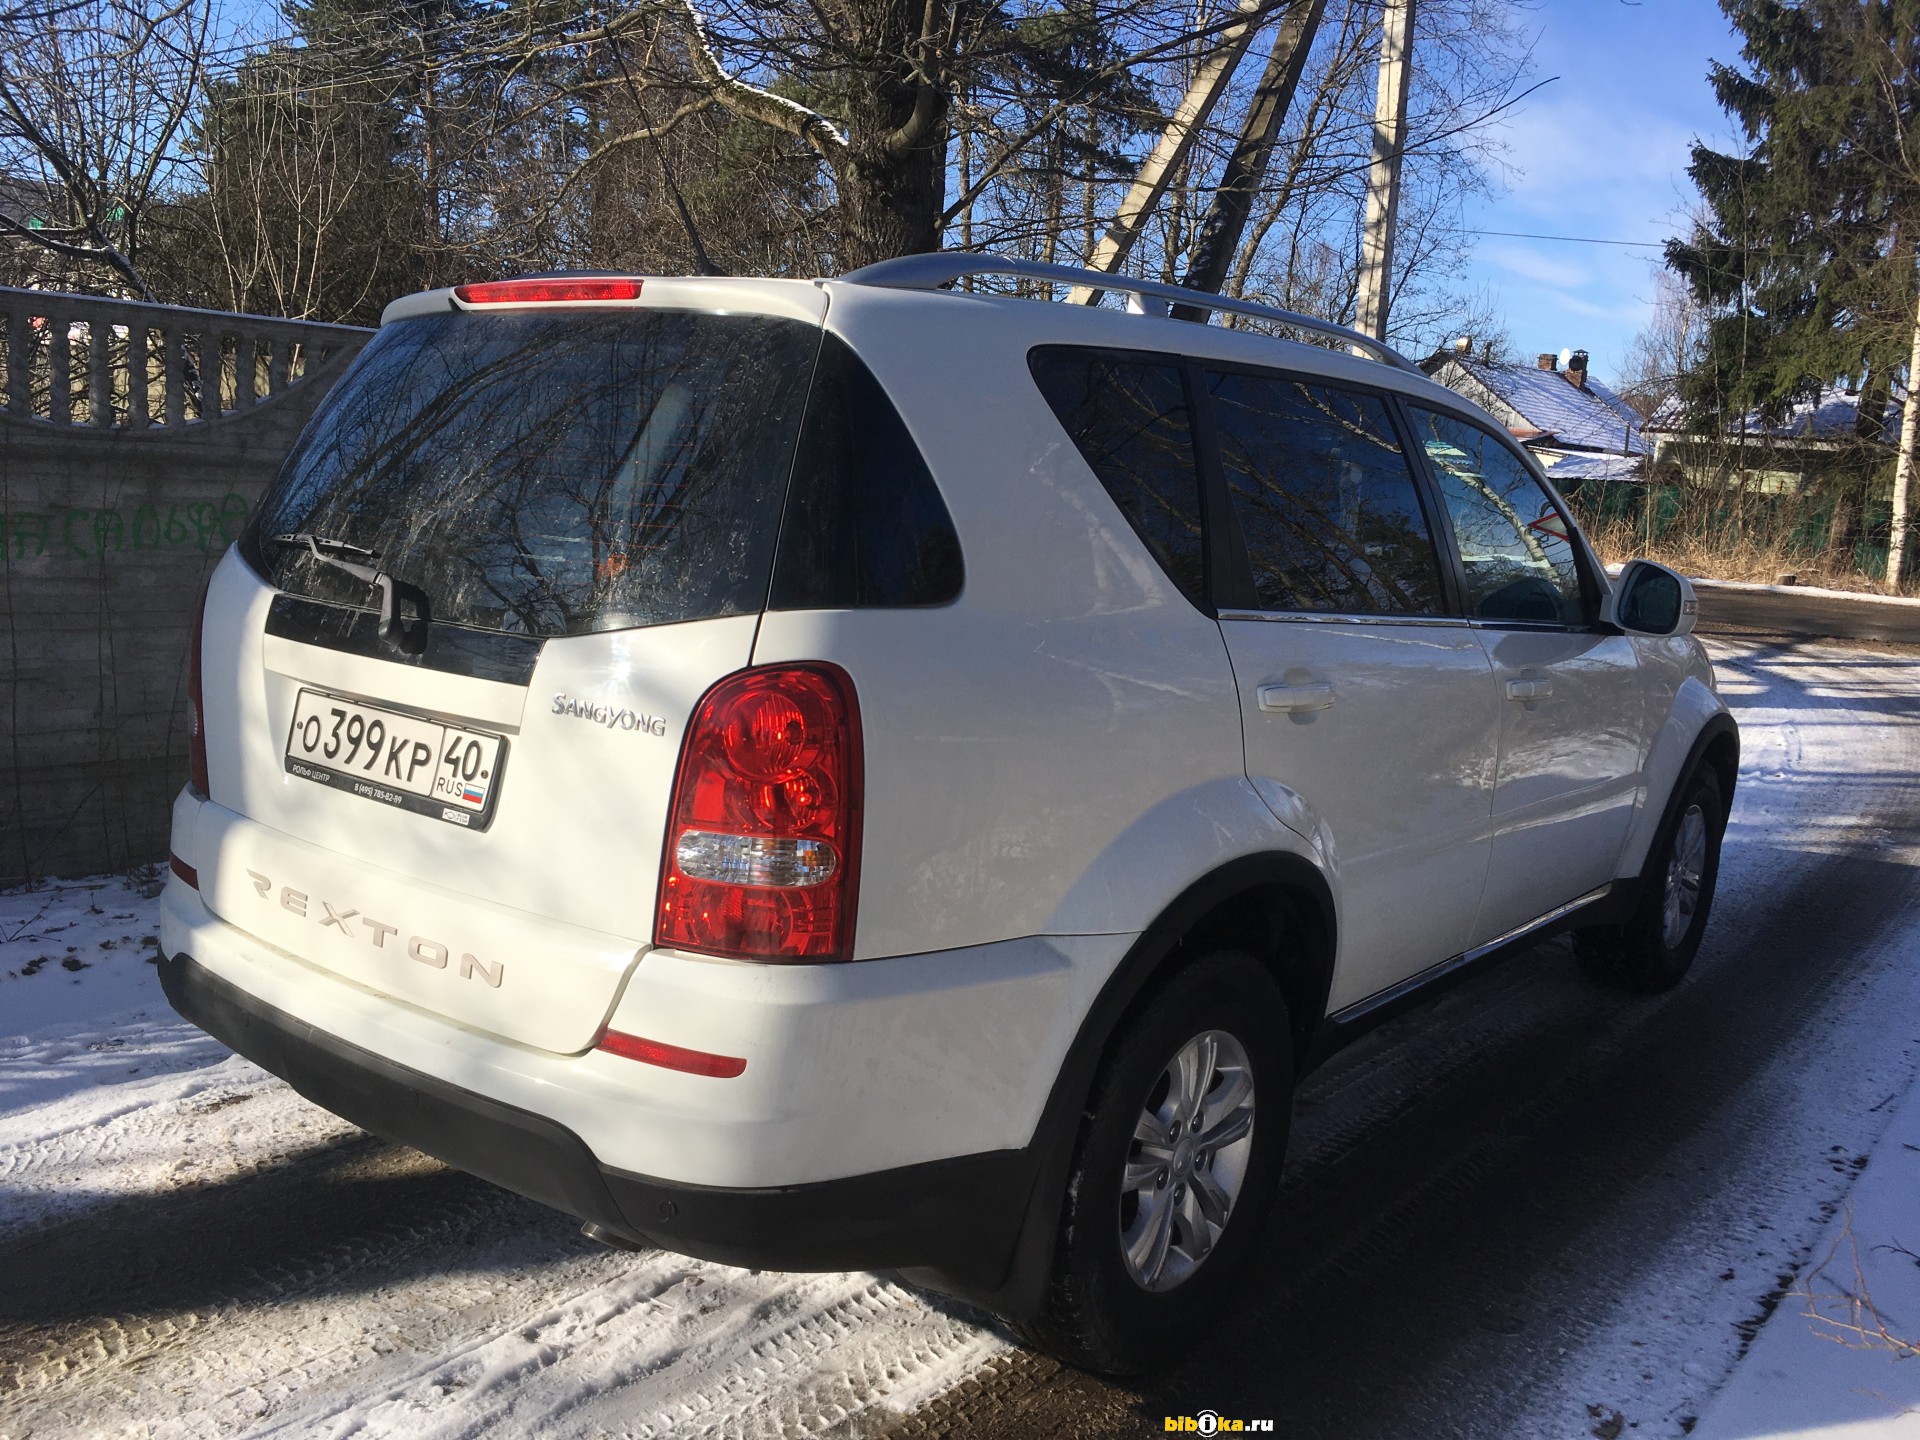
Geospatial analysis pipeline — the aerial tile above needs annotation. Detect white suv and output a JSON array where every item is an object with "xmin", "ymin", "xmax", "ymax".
[{"xmin": 160, "ymin": 255, "xmax": 1736, "ymax": 1373}]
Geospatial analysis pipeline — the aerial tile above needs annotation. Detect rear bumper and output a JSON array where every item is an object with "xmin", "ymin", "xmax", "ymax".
[
  {"xmin": 164, "ymin": 791, "xmax": 1118, "ymax": 1188},
  {"xmin": 159, "ymin": 949, "xmax": 1036, "ymax": 1274}
]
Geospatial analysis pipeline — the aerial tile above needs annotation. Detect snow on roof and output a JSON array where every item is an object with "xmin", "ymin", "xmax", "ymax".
[
  {"xmin": 1435, "ymin": 354, "xmax": 1650, "ymax": 456},
  {"xmin": 1647, "ymin": 387, "xmax": 1903, "ymax": 445},
  {"xmin": 1539, "ymin": 452, "xmax": 1648, "ymax": 483}
]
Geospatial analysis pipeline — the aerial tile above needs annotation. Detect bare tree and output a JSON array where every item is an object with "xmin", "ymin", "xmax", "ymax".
[
  {"xmin": 1618, "ymin": 267, "xmax": 1711, "ymax": 420},
  {"xmin": 0, "ymin": 0, "xmax": 212, "ymax": 299}
]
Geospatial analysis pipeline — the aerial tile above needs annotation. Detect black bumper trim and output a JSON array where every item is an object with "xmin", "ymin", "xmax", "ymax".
[{"xmin": 158, "ymin": 951, "xmax": 1035, "ymax": 1276}]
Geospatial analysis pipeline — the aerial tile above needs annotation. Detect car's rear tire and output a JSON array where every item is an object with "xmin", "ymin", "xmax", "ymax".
[
  {"xmin": 1576, "ymin": 767, "xmax": 1725, "ymax": 993},
  {"xmin": 1016, "ymin": 950, "xmax": 1292, "ymax": 1375}
]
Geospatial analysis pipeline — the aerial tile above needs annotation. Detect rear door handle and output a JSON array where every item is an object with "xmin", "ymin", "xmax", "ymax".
[
  {"xmin": 1258, "ymin": 681, "xmax": 1337, "ymax": 713},
  {"xmin": 1505, "ymin": 678, "xmax": 1553, "ymax": 701}
]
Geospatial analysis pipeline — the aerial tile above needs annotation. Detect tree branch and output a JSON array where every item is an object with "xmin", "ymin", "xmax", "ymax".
[
  {"xmin": 556, "ymin": 93, "xmax": 718, "ymax": 200},
  {"xmin": 671, "ymin": 0, "xmax": 847, "ymax": 166}
]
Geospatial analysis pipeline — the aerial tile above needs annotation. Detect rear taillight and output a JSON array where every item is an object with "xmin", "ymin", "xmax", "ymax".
[
  {"xmin": 453, "ymin": 277, "xmax": 642, "ymax": 305},
  {"xmin": 186, "ymin": 577, "xmax": 210, "ymax": 797},
  {"xmin": 655, "ymin": 664, "xmax": 862, "ymax": 963}
]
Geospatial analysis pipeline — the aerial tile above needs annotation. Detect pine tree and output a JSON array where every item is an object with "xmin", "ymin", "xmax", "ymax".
[{"xmin": 1666, "ymin": 0, "xmax": 1918, "ymax": 578}]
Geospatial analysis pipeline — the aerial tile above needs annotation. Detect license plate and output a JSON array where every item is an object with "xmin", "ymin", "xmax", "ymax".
[{"xmin": 284, "ymin": 688, "xmax": 506, "ymax": 829}]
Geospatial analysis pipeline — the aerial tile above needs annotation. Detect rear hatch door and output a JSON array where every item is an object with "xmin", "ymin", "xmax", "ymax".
[{"xmin": 198, "ymin": 281, "xmax": 826, "ymax": 1051}]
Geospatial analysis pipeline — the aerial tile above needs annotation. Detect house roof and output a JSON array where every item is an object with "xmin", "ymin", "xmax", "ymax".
[
  {"xmin": 1539, "ymin": 452, "xmax": 1647, "ymax": 483},
  {"xmin": 1427, "ymin": 352, "xmax": 1650, "ymax": 456},
  {"xmin": 1646, "ymin": 386, "xmax": 1904, "ymax": 446},
  {"xmin": 0, "ymin": 174, "xmax": 57, "ymax": 228}
]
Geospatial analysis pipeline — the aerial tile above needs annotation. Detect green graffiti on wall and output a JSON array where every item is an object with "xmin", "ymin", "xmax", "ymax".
[{"xmin": 1, "ymin": 493, "xmax": 252, "ymax": 561}]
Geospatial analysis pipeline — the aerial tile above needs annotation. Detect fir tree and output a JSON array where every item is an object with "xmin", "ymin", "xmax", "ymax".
[{"xmin": 1666, "ymin": 0, "xmax": 1919, "ymax": 575}]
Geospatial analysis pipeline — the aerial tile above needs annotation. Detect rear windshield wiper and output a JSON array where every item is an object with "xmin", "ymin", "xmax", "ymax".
[{"xmin": 272, "ymin": 532, "xmax": 433, "ymax": 655}]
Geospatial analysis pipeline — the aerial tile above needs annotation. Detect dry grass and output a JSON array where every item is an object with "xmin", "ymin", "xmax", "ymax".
[
  {"xmin": 1583, "ymin": 517, "xmax": 1920, "ymax": 596},
  {"xmin": 1570, "ymin": 489, "xmax": 1920, "ymax": 599}
]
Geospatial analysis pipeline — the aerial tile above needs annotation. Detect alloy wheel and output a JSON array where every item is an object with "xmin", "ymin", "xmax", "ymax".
[
  {"xmin": 1118, "ymin": 1029, "xmax": 1256, "ymax": 1292},
  {"xmin": 1662, "ymin": 802, "xmax": 1708, "ymax": 948}
]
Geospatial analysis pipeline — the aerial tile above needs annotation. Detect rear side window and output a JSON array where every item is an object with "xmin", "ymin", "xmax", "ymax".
[
  {"xmin": 1029, "ymin": 348, "xmax": 1208, "ymax": 607},
  {"xmin": 1205, "ymin": 370, "xmax": 1445, "ymax": 615},
  {"xmin": 1406, "ymin": 406, "xmax": 1589, "ymax": 626},
  {"xmin": 769, "ymin": 333, "xmax": 963, "ymax": 609},
  {"xmin": 245, "ymin": 309, "xmax": 819, "ymax": 636}
]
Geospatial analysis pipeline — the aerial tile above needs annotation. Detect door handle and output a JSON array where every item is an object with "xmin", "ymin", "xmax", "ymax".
[
  {"xmin": 1505, "ymin": 677, "xmax": 1553, "ymax": 702},
  {"xmin": 1258, "ymin": 681, "xmax": 1337, "ymax": 713}
]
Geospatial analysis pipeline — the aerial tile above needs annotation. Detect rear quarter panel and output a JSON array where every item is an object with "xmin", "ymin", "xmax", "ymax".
[{"xmin": 751, "ymin": 286, "xmax": 1311, "ymax": 960}]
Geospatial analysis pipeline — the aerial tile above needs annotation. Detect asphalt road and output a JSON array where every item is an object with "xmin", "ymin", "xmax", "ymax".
[
  {"xmin": 1694, "ymin": 581, "xmax": 1920, "ymax": 647},
  {"xmin": 881, "ymin": 640, "xmax": 1920, "ymax": 1439},
  {"xmin": 5, "ymin": 637, "xmax": 1918, "ymax": 1439}
]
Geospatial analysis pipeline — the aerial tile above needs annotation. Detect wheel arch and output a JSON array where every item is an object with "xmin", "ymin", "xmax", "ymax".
[
  {"xmin": 1697, "ymin": 716, "xmax": 1740, "ymax": 807},
  {"xmin": 1620, "ymin": 680, "xmax": 1739, "ymax": 878},
  {"xmin": 916, "ymin": 851, "xmax": 1336, "ymax": 1321}
]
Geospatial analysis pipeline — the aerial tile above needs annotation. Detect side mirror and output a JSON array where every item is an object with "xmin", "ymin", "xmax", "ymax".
[{"xmin": 1603, "ymin": 559, "xmax": 1697, "ymax": 637}]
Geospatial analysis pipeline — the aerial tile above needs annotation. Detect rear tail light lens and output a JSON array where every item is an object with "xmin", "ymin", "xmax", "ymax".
[
  {"xmin": 186, "ymin": 576, "xmax": 210, "ymax": 797},
  {"xmin": 656, "ymin": 664, "xmax": 862, "ymax": 962},
  {"xmin": 169, "ymin": 854, "xmax": 199, "ymax": 889},
  {"xmin": 453, "ymin": 277, "xmax": 642, "ymax": 305}
]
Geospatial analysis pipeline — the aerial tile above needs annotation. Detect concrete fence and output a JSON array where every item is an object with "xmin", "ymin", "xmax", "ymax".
[{"xmin": 1, "ymin": 286, "xmax": 372, "ymax": 885}]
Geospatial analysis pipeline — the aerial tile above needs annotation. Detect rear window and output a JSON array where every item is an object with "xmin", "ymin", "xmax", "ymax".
[{"xmin": 244, "ymin": 308, "xmax": 820, "ymax": 636}]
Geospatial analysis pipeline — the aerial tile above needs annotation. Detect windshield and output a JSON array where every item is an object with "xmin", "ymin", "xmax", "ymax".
[{"xmin": 244, "ymin": 308, "xmax": 821, "ymax": 636}]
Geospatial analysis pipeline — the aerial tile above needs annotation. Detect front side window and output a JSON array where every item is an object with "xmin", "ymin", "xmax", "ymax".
[
  {"xmin": 1406, "ymin": 407, "xmax": 1588, "ymax": 626},
  {"xmin": 1029, "ymin": 348, "xmax": 1207, "ymax": 607},
  {"xmin": 1207, "ymin": 370, "xmax": 1445, "ymax": 616}
]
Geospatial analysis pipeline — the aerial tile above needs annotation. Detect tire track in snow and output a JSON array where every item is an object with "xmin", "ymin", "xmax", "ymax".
[
  {"xmin": 0, "ymin": 1086, "xmax": 1008, "ymax": 1437},
  {"xmin": 0, "ymin": 1049, "xmax": 357, "ymax": 1247}
]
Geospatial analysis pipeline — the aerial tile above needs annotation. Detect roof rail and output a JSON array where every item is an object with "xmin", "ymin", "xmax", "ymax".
[{"xmin": 837, "ymin": 252, "xmax": 1424, "ymax": 376}]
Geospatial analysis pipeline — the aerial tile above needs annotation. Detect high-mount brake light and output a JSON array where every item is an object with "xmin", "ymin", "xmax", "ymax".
[
  {"xmin": 452, "ymin": 278, "xmax": 643, "ymax": 306},
  {"xmin": 596, "ymin": 1029, "xmax": 747, "ymax": 1079},
  {"xmin": 186, "ymin": 577, "xmax": 210, "ymax": 797},
  {"xmin": 656, "ymin": 664, "xmax": 863, "ymax": 963}
]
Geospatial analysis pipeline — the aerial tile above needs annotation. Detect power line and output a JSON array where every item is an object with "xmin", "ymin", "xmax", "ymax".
[{"xmin": 1468, "ymin": 228, "xmax": 1667, "ymax": 249}]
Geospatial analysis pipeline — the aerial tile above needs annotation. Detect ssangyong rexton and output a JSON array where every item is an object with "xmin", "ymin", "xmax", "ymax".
[{"xmin": 160, "ymin": 254, "xmax": 1737, "ymax": 1373}]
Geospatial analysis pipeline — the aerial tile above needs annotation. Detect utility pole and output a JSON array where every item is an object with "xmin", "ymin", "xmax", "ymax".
[
  {"xmin": 1353, "ymin": 0, "xmax": 1414, "ymax": 343},
  {"xmin": 1172, "ymin": 0, "xmax": 1326, "ymax": 322},
  {"xmin": 1069, "ymin": 0, "xmax": 1272, "ymax": 302}
]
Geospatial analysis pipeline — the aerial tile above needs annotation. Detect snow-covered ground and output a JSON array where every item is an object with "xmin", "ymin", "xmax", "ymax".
[
  {"xmin": 0, "ymin": 873, "xmax": 1010, "ymax": 1437},
  {"xmin": 5, "ymin": 637, "xmax": 1920, "ymax": 1439},
  {"xmin": 1693, "ymin": 1076, "xmax": 1920, "ymax": 1439}
]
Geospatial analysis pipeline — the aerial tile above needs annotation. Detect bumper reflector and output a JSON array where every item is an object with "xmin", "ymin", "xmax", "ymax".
[
  {"xmin": 169, "ymin": 854, "xmax": 199, "ymax": 889},
  {"xmin": 596, "ymin": 1028, "xmax": 746, "ymax": 1078}
]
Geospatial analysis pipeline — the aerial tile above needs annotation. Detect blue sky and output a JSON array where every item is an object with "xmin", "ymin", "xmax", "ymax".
[{"xmin": 1453, "ymin": 0, "xmax": 1747, "ymax": 385}]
